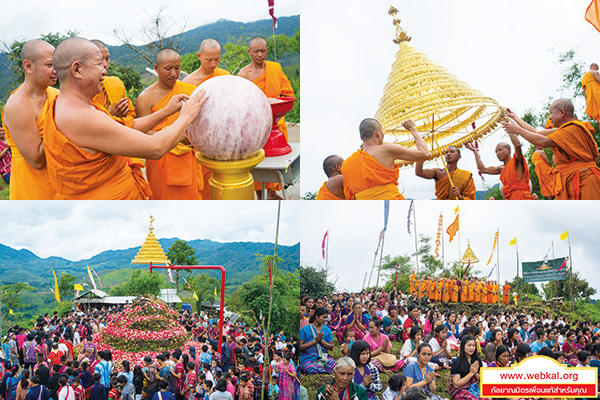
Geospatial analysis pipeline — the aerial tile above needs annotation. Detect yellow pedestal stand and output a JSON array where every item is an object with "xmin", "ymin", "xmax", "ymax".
[{"xmin": 195, "ymin": 150, "xmax": 265, "ymax": 200}]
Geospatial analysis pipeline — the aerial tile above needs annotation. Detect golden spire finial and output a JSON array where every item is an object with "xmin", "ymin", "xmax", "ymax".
[
  {"xmin": 149, "ymin": 214, "xmax": 155, "ymax": 232},
  {"xmin": 389, "ymin": 5, "xmax": 411, "ymax": 44}
]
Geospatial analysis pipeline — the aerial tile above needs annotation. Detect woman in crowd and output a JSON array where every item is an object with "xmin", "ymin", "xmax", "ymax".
[
  {"xmin": 345, "ymin": 302, "xmax": 369, "ymax": 341},
  {"xmin": 315, "ymin": 357, "xmax": 368, "ymax": 400},
  {"xmin": 277, "ymin": 354, "xmax": 297, "ymax": 400},
  {"xmin": 562, "ymin": 330, "xmax": 579, "ymax": 366},
  {"xmin": 299, "ymin": 307, "xmax": 336, "ymax": 374},
  {"xmin": 363, "ymin": 320, "xmax": 402, "ymax": 372},
  {"xmin": 403, "ymin": 344, "xmax": 444, "ymax": 400},
  {"xmin": 486, "ymin": 346, "xmax": 510, "ymax": 368},
  {"xmin": 348, "ymin": 341, "xmax": 381, "ymax": 400},
  {"xmin": 483, "ymin": 329, "xmax": 503, "ymax": 365},
  {"xmin": 449, "ymin": 335, "xmax": 481, "ymax": 400},
  {"xmin": 400, "ymin": 327, "xmax": 423, "ymax": 366}
]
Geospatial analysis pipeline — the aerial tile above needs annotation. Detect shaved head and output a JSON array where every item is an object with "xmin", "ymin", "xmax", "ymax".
[
  {"xmin": 591, "ymin": 63, "xmax": 598, "ymax": 70},
  {"xmin": 550, "ymin": 99, "xmax": 574, "ymax": 117},
  {"xmin": 248, "ymin": 36, "xmax": 268, "ymax": 48},
  {"xmin": 90, "ymin": 40, "xmax": 107, "ymax": 51},
  {"xmin": 155, "ymin": 48, "xmax": 180, "ymax": 66},
  {"xmin": 447, "ymin": 145, "xmax": 461, "ymax": 155},
  {"xmin": 21, "ymin": 39, "xmax": 54, "ymax": 64},
  {"xmin": 496, "ymin": 142, "xmax": 511, "ymax": 151},
  {"xmin": 323, "ymin": 155, "xmax": 344, "ymax": 177},
  {"xmin": 199, "ymin": 39, "xmax": 220, "ymax": 54},
  {"xmin": 53, "ymin": 37, "xmax": 100, "ymax": 82},
  {"xmin": 359, "ymin": 118, "xmax": 382, "ymax": 141}
]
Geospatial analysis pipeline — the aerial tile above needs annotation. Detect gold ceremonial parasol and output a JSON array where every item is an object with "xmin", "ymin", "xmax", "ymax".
[
  {"xmin": 375, "ymin": 7, "xmax": 505, "ymax": 168},
  {"xmin": 460, "ymin": 240, "xmax": 479, "ymax": 265}
]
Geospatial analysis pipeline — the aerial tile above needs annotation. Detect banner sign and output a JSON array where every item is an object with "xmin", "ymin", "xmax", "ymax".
[{"xmin": 522, "ymin": 257, "xmax": 567, "ymax": 283}]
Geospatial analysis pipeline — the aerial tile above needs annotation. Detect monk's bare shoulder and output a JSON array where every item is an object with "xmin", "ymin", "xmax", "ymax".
[
  {"xmin": 237, "ymin": 65, "xmax": 252, "ymax": 79},
  {"xmin": 135, "ymin": 83, "xmax": 160, "ymax": 116},
  {"xmin": 181, "ymin": 71, "xmax": 202, "ymax": 86},
  {"xmin": 3, "ymin": 90, "xmax": 36, "ymax": 129}
]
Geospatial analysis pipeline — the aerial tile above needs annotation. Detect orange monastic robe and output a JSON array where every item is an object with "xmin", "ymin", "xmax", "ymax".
[
  {"xmin": 468, "ymin": 282, "xmax": 475, "ymax": 303},
  {"xmin": 547, "ymin": 121, "xmax": 600, "ymax": 200},
  {"xmin": 2, "ymin": 86, "xmax": 58, "ymax": 199},
  {"xmin": 435, "ymin": 169, "xmax": 476, "ymax": 200},
  {"xmin": 481, "ymin": 284, "xmax": 488, "ymax": 304},
  {"xmin": 409, "ymin": 274, "xmax": 417, "ymax": 295},
  {"xmin": 316, "ymin": 182, "xmax": 343, "ymax": 200},
  {"xmin": 486, "ymin": 283, "xmax": 493, "ymax": 304},
  {"xmin": 444, "ymin": 281, "xmax": 451, "ymax": 303},
  {"xmin": 43, "ymin": 99, "xmax": 151, "ymax": 200},
  {"xmin": 419, "ymin": 279, "xmax": 426, "ymax": 297},
  {"xmin": 191, "ymin": 67, "xmax": 230, "ymax": 199},
  {"xmin": 461, "ymin": 281, "xmax": 468, "ymax": 303},
  {"xmin": 492, "ymin": 284, "xmax": 499, "ymax": 303},
  {"xmin": 582, "ymin": 71, "xmax": 600, "ymax": 121},
  {"xmin": 251, "ymin": 61, "xmax": 294, "ymax": 192},
  {"xmin": 146, "ymin": 80, "xmax": 203, "ymax": 200},
  {"xmin": 502, "ymin": 284, "xmax": 511, "ymax": 305},
  {"xmin": 435, "ymin": 281, "xmax": 442, "ymax": 301},
  {"xmin": 500, "ymin": 155, "xmax": 534, "ymax": 199},
  {"xmin": 92, "ymin": 76, "xmax": 135, "ymax": 127},
  {"xmin": 452, "ymin": 281, "xmax": 460, "ymax": 303},
  {"xmin": 341, "ymin": 150, "xmax": 404, "ymax": 200},
  {"xmin": 532, "ymin": 152, "xmax": 563, "ymax": 198},
  {"xmin": 474, "ymin": 282, "xmax": 482, "ymax": 303}
]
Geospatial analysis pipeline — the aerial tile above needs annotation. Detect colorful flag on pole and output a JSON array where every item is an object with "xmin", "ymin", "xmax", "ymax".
[
  {"xmin": 446, "ymin": 214, "xmax": 459, "ymax": 242},
  {"xmin": 167, "ymin": 268, "xmax": 175, "ymax": 283},
  {"xmin": 393, "ymin": 263, "xmax": 399, "ymax": 287},
  {"xmin": 435, "ymin": 213, "xmax": 443, "ymax": 259},
  {"xmin": 557, "ymin": 256, "xmax": 569, "ymax": 271},
  {"xmin": 322, "ymin": 230, "xmax": 328, "ymax": 259},
  {"xmin": 91, "ymin": 266, "xmax": 103, "ymax": 288},
  {"xmin": 52, "ymin": 269, "xmax": 61, "ymax": 303},
  {"xmin": 543, "ymin": 245, "xmax": 552, "ymax": 264},
  {"xmin": 74, "ymin": 284, "xmax": 83, "ymax": 291},
  {"xmin": 560, "ymin": 230, "xmax": 569, "ymax": 240},
  {"xmin": 268, "ymin": 0, "xmax": 277, "ymax": 28},
  {"xmin": 9, "ymin": 309, "xmax": 13, "ymax": 315},
  {"xmin": 407, "ymin": 200, "xmax": 413, "ymax": 236},
  {"xmin": 214, "ymin": 286, "xmax": 217, "ymax": 296},
  {"xmin": 383, "ymin": 200, "xmax": 390, "ymax": 232},
  {"xmin": 586, "ymin": 0, "xmax": 600, "ymax": 33},
  {"xmin": 509, "ymin": 238, "xmax": 517, "ymax": 246},
  {"xmin": 487, "ymin": 264, "xmax": 497, "ymax": 279},
  {"xmin": 193, "ymin": 292, "xmax": 199, "ymax": 301},
  {"xmin": 454, "ymin": 206, "xmax": 459, "ymax": 214},
  {"xmin": 486, "ymin": 231, "xmax": 498, "ymax": 266},
  {"xmin": 463, "ymin": 261, "xmax": 471, "ymax": 278},
  {"xmin": 268, "ymin": 260, "xmax": 272, "ymax": 286},
  {"xmin": 87, "ymin": 266, "xmax": 97, "ymax": 291}
]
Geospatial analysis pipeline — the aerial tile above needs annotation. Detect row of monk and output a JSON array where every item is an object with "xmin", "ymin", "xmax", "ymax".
[
  {"xmin": 408, "ymin": 275, "xmax": 512, "ymax": 305},
  {"xmin": 317, "ymin": 97, "xmax": 600, "ymax": 200},
  {"xmin": 1, "ymin": 36, "xmax": 294, "ymax": 200}
]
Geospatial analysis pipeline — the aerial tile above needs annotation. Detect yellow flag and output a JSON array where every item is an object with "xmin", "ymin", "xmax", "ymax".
[
  {"xmin": 454, "ymin": 206, "xmax": 459, "ymax": 214},
  {"xmin": 193, "ymin": 292, "xmax": 199, "ymax": 301},
  {"xmin": 74, "ymin": 284, "xmax": 84, "ymax": 291},
  {"xmin": 9, "ymin": 309, "xmax": 13, "ymax": 315},
  {"xmin": 214, "ymin": 286, "xmax": 217, "ymax": 296},
  {"xmin": 560, "ymin": 231, "xmax": 569, "ymax": 240},
  {"xmin": 52, "ymin": 269, "xmax": 61, "ymax": 303},
  {"xmin": 509, "ymin": 238, "xmax": 517, "ymax": 246}
]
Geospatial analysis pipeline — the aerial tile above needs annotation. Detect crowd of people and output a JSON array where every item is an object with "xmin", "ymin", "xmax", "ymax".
[
  {"xmin": 0, "ymin": 305, "xmax": 302, "ymax": 400},
  {"xmin": 300, "ymin": 287, "xmax": 600, "ymax": 400}
]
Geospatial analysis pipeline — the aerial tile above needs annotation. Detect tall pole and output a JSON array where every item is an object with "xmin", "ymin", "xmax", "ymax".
[
  {"xmin": 496, "ymin": 228, "xmax": 500, "ymax": 304},
  {"xmin": 413, "ymin": 204, "xmax": 419, "ymax": 273},
  {"xmin": 551, "ymin": 240, "xmax": 556, "ymax": 300},
  {"xmin": 568, "ymin": 235, "xmax": 574, "ymax": 316},
  {"xmin": 376, "ymin": 233, "xmax": 386, "ymax": 290},
  {"xmin": 441, "ymin": 212, "xmax": 445, "ymax": 275},
  {"xmin": 325, "ymin": 232, "xmax": 329, "ymax": 295},
  {"xmin": 516, "ymin": 242, "xmax": 520, "ymax": 293}
]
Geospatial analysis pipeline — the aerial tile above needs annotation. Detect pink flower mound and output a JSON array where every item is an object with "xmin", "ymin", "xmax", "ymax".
[{"xmin": 186, "ymin": 76, "xmax": 273, "ymax": 161}]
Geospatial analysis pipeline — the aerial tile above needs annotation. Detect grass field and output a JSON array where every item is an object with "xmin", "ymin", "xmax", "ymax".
[
  {"xmin": 0, "ymin": 178, "xmax": 9, "ymax": 199},
  {"xmin": 301, "ymin": 340, "xmax": 453, "ymax": 400}
]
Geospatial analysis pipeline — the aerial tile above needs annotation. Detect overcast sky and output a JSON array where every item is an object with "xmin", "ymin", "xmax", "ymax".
[
  {"xmin": 301, "ymin": 0, "xmax": 599, "ymax": 199},
  {"xmin": 301, "ymin": 201, "xmax": 600, "ymax": 297},
  {"xmin": 1, "ymin": 0, "xmax": 299, "ymax": 46},
  {"xmin": 0, "ymin": 201, "xmax": 299, "ymax": 261}
]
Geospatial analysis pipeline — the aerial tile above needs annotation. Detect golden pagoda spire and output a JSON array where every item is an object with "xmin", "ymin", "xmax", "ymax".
[
  {"xmin": 460, "ymin": 240, "xmax": 479, "ymax": 264},
  {"xmin": 376, "ymin": 8, "xmax": 505, "ymax": 168},
  {"xmin": 131, "ymin": 215, "xmax": 171, "ymax": 265}
]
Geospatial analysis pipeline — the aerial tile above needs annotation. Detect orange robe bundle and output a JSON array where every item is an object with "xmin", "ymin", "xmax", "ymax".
[
  {"xmin": 582, "ymin": 71, "xmax": 600, "ymax": 121},
  {"xmin": 502, "ymin": 284, "xmax": 511, "ymax": 305},
  {"xmin": 252, "ymin": 61, "xmax": 294, "ymax": 192},
  {"xmin": 341, "ymin": 150, "xmax": 404, "ymax": 200},
  {"xmin": 532, "ymin": 152, "xmax": 563, "ymax": 198},
  {"xmin": 434, "ymin": 169, "xmax": 476, "ymax": 200},
  {"xmin": 500, "ymin": 155, "xmax": 534, "ymax": 199},
  {"xmin": 547, "ymin": 121, "xmax": 600, "ymax": 199},
  {"xmin": 316, "ymin": 182, "xmax": 343, "ymax": 200},
  {"xmin": 146, "ymin": 80, "xmax": 204, "ymax": 200},
  {"xmin": 2, "ymin": 86, "xmax": 58, "ymax": 199},
  {"xmin": 43, "ymin": 99, "xmax": 151, "ymax": 200},
  {"xmin": 92, "ymin": 76, "xmax": 135, "ymax": 127},
  {"xmin": 197, "ymin": 67, "xmax": 230, "ymax": 85}
]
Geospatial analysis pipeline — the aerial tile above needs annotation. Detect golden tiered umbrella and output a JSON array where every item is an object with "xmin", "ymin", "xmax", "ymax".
[
  {"xmin": 131, "ymin": 215, "xmax": 171, "ymax": 265},
  {"xmin": 460, "ymin": 240, "xmax": 479, "ymax": 265},
  {"xmin": 375, "ymin": 6, "xmax": 505, "ymax": 168}
]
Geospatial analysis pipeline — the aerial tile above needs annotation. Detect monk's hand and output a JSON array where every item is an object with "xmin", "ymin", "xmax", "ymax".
[
  {"xmin": 451, "ymin": 186, "xmax": 461, "ymax": 198},
  {"xmin": 506, "ymin": 108, "xmax": 519, "ymax": 121},
  {"xmin": 165, "ymin": 93, "xmax": 191, "ymax": 116},
  {"xmin": 110, "ymin": 98, "xmax": 129, "ymax": 118},
  {"xmin": 502, "ymin": 121, "xmax": 520, "ymax": 135},
  {"xmin": 180, "ymin": 90, "xmax": 209, "ymax": 123},
  {"xmin": 465, "ymin": 143, "xmax": 477, "ymax": 152},
  {"xmin": 402, "ymin": 119, "xmax": 417, "ymax": 132}
]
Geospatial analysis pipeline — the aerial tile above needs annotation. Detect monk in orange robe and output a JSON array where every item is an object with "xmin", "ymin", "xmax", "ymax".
[
  {"xmin": 182, "ymin": 39, "xmax": 231, "ymax": 200},
  {"xmin": 481, "ymin": 281, "xmax": 487, "ymax": 304},
  {"xmin": 436, "ymin": 279, "xmax": 443, "ymax": 302},
  {"xmin": 466, "ymin": 131, "xmax": 533, "ymax": 199},
  {"xmin": 582, "ymin": 63, "xmax": 600, "ymax": 121},
  {"xmin": 90, "ymin": 40, "xmax": 136, "ymax": 128},
  {"xmin": 43, "ymin": 38, "xmax": 207, "ymax": 200},
  {"xmin": 492, "ymin": 281, "xmax": 499, "ymax": 303},
  {"xmin": 416, "ymin": 146, "xmax": 476, "ymax": 200},
  {"xmin": 419, "ymin": 278, "xmax": 427, "ymax": 298},
  {"xmin": 409, "ymin": 270, "xmax": 417, "ymax": 295},
  {"xmin": 462, "ymin": 279, "xmax": 469, "ymax": 303},
  {"xmin": 136, "ymin": 49, "xmax": 204, "ymax": 200},
  {"xmin": 444, "ymin": 279, "xmax": 451, "ymax": 303},
  {"xmin": 316, "ymin": 155, "xmax": 345, "ymax": 200},
  {"xmin": 2, "ymin": 40, "xmax": 58, "ymax": 199},
  {"xmin": 504, "ymin": 99, "xmax": 600, "ymax": 199},
  {"xmin": 238, "ymin": 36, "xmax": 294, "ymax": 200},
  {"xmin": 415, "ymin": 277, "xmax": 422, "ymax": 297},
  {"xmin": 469, "ymin": 280, "xmax": 476, "ymax": 303},
  {"xmin": 486, "ymin": 281, "xmax": 493, "ymax": 304},
  {"xmin": 502, "ymin": 281, "xmax": 511, "ymax": 305},
  {"xmin": 342, "ymin": 118, "xmax": 430, "ymax": 199},
  {"xmin": 474, "ymin": 280, "xmax": 481, "ymax": 303},
  {"xmin": 452, "ymin": 278, "xmax": 460, "ymax": 303},
  {"xmin": 532, "ymin": 148, "xmax": 563, "ymax": 198}
]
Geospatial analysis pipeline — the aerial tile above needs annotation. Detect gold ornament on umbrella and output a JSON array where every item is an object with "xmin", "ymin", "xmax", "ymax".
[{"xmin": 376, "ymin": 7, "xmax": 505, "ymax": 168}]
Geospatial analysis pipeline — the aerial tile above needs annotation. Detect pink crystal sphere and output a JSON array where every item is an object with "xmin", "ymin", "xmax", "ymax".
[{"xmin": 187, "ymin": 76, "xmax": 273, "ymax": 161}]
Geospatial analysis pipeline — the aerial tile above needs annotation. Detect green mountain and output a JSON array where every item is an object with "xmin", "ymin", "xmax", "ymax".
[
  {"xmin": 0, "ymin": 16, "xmax": 299, "ymax": 101},
  {"xmin": 0, "ymin": 238, "xmax": 300, "ymax": 289}
]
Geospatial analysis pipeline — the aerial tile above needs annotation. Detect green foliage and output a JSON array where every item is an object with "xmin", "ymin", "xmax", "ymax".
[
  {"xmin": 299, "ymin": 265, "xmax": 336, "ymax": 298},
  {"xmin": 0, "ymin": 283, "xmax": 35, "ymax": 319},
  {"xmin": 111, "ymin": 270, "xmax": 162, "ymax": 296},
  {"xmin": 301, "ymin": 191, "xmax": 317, "ymax": 200},
  {"xmin": 167, "ymin": 240, "xmax": 198, "ymax": 265},
  {"xmin": 187, "ymin": 273, "xmax": 219, "ymax": 304},
  {"xmin": 57, "ymin": 301, "xmax": 73, "ymax": 317},
  {"xmin": 556, "ymin": 49, "xmax": 586, "ymax": 101},
  {"xmin": 380, "ymin": 255, "xmax": 413, "ymax": 293},
  {"xmin": 541, "ymin": 270, "xmax": 596, "ymax": 302},
  {"xmin": 485, "ymin": 185, "xmax": 503, "ymax": 200},
  {"xmin": 508, "ymin": 276, "xmax": 539, "ymax": 297},
  {"xmin": 227, "ymin": 254, "xmax": 299, "ymax": 336},
  {"xmin": 58, "ymin": 273, "xmax": 76, "ymax": 300},
  {"xmin": 180, "ymin": 53, "xmax": 200, "ymax": 75},
  {"xmin": 107, "ymin": 62, "xmax": 144, "ymax": 103}
]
